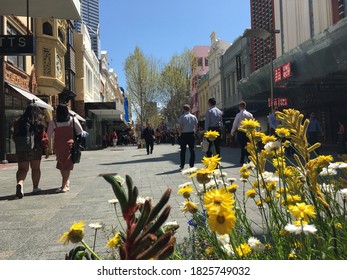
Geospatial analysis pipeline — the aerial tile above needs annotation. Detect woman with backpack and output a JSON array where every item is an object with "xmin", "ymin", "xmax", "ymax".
[{"xmin": 12, "ymin": 102, "xmax": 49, "ymax": 199}]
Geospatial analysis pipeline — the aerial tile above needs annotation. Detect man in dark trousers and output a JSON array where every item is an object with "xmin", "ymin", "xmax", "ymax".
[
  {"xmin": 230, "ymin": 101, "xmax": 253, "ymax": 164},
  {"xmin": 142, "ymin": 122, "xmax": 155, "ymax": 155},
  {"xmin": 204, "ymin": 97, "xmax": 223, "ymax": 157},
  {"xmin": 178, "ymin": 104, "xmax": 198, "ymax": 170}
]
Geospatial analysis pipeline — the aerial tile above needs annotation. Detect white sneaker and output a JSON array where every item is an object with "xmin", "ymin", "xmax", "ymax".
[{"xmin": 16, "ymin": 183, "xmax": 24, "ymax": 199}]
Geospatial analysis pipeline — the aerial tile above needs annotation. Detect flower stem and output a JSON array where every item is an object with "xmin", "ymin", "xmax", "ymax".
[{"xmin": 81, "ymin": 240, "xmax": 102, "ymax": 260}]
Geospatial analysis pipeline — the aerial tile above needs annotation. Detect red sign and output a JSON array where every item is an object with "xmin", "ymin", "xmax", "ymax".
[
  {"xmin": 268, "ymin": 98, "xmax": 288, "ymax": 108},
  {"xmin": 274, "ymin": 66, "xmax": 282, "ymax": 83},
  {"xmin": 282, "ymin": 62, "xmax": 291, "ymax": 79},
  {"xmin": 273, "ymin": 62, "xmax": 292, "ymax": 82}
]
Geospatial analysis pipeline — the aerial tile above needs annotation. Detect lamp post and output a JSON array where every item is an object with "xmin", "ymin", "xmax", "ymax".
[{"xmin": 242, "ymin": 28, "xmax": 280, "ymax": 111}]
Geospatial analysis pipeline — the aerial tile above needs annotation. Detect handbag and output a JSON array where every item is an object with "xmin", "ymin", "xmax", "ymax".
[
  {"xmin": 71, "ymin": 117, "xmax": 82, "ymax": 164},
  {"xmin": 201, "ymin": 138, "xmax": 209, "ymax": 152}
]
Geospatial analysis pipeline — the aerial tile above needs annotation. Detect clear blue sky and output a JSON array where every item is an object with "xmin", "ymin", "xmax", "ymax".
[{"xmin": 99, "ymin": 0, "xmax": 250, "ymax": 90}]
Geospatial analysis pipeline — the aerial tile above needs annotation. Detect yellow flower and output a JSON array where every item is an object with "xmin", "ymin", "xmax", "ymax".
[
  {"xmin": 205, "ymin": 247, "xmax": 214, "ymax": 255},
  {"xmin": 190, "ymin": 168, "xmax": 213, "ymax": 184},
  {"xmin": 288, "ymin": 253, "xmax": 297, "ymax": 259},
  {"xmin": 177, "ymin": 185, "xmax": 194, "ymax": 198},
  {"xmin": 201, "ymin": 154, "xmax": 222, "ymax": 170},
  {"xmin": 207, "ymin": 210, "xmax": 236, "ymax": 235},
  {"xmin": 261, "ymin": 135, "xmax": 277, "ymax": 144},
  {"xmin": 335, "ymin": 223, "xmax": 343, "ymax": 229},
  {"xmin": 246, "ymin": 189, "xmax": 257, "ymax": 198},
  {"xmin": 182, "ymin": 200, "xmax": 198, "ymax": 214},
  {"xmin": 253, "ymin": 131, "xmax": 265, "ymax": 143},
  {"xmin": 285, "ymin": 195, "xmax": 302, "ymax": 205},
  {"xmin": 226, "ymin": 183, "xmax": 239, "ymax": 193},
  {"xmin": 58, "ymin": 221, "xmax": 85, "ymax": 245},
  {"xmin": 288, "ymin": 202, "xmax": 316, "ymax": 221},
  {"xmin": 107, "ymin": 232, "xmax": 121, "ymax": 248},
  {"xmin": 204, "ymin": 130, "xmax": 220, "ymax": 141},
  {"xmin": 235, "ymin": 243, "xmax": 252, "ymax": 258},
  {"xmin": 255, "ymin": 199, "xmax": 263, "ymax": 207},
  {"xmin": 204, "ymin": 189, "xmax": 234, "ymax": 214},
  {"xmin": 279, "ymin": 229, "xmax": 287, "ymax": 236},
  {"xmin": 240, "ymin": 170, "xmax": 251, "ymax": 180},
  {"xmin": 239, "ymin": 119, "xmax": 260, "ymax": 133},
  {"xmin": 275, "ymin": 127, "xmax": 290, "ymax": 138}
]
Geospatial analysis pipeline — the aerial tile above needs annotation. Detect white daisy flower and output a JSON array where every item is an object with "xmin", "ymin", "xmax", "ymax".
[
  {"xmin": 264, "ymin": 141, "xmax": 281, "ymax": 152},
  {"xmin": 284, "ymin": 224, "xmax": 317, "ymax": 235},
  {"xmin": 259, "ymin": 171, "xmax": 279, "ymax": 183},
  {"xmin": 108, "ymin": 198, "xmax": 119, "ymax": 204},
  {"xmin": 284, "ymin": 224, "xmax": 302, "ymax": 234},
  {"xmin": 181, "ymin": 167, "xmax": 198, "ymax": 175},
  {"xmin": 339, "ymin": 188, "xmax": 347, "ymax": 200},
  {"xmin": 137, "ymin": 196, "xmax": 151, "ymax": 205},
  {"xmin": 227, "ymin": 177, "xmax": 237, "ymax": 184},
  {"xmin": 88, "ymin": 222, "xmax": 104, "ymax": 230},
  {"xmin": 320, "ymin": 183, "xmax": 335, "ymax": 193},
  {"xmin": 302, "ymin": 224, "xmax": 317, "ymax": 235},
  {"xmin": 216, "ymin": 234, "xmax": 230, "ymax": 245},
  {"xmin": 248, "ymin": 237, "xmax": 265, "ymax": 253},
  {"xmin": 222, "ymin": 244, "xmax": 234, "ymax": 255},
  {"xmin": 178, "ymin": 182, "xmax": 193, "ymax": 189},
  {"xmin": 328, "ymin": 162, "xmax": 347, "ymax": 169},
  {"xmin": 319, "ymin": 168, "xmax": 337, "ymax": 176}
]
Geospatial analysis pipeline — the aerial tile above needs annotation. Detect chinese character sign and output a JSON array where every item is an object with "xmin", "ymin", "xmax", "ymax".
[
  {"xmin": 282, "ymin": 62, "xmax": 291, "ymax": 79},
  {"xmin": 273, "ymin": 62, "xmax": 292, "ymax": 82},
  {"xmin": 274, "ymin": 67, "xmax": 282, "ymax": 83}
]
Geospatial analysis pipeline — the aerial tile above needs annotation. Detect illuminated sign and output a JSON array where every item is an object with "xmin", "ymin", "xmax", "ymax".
[
  {"xmin": 268, "ymin": 97, "xmax": 288, "ymax": 107},
  {"xmin": 273, "ymin": 62, "xmax": 292, "ymax": 82}
]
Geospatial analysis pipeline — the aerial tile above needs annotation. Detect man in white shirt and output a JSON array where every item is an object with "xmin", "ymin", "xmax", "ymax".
[
  {"xmin": 230, "ymin": 101, "xmax": 253, "ymax": 164},
  {"xmin": 178, "ymin": 104, "xmax": 198, "ymax": 170},
  {"xmin": 204, "ymin": 98, "xmax": 223, "ymax": 157}
]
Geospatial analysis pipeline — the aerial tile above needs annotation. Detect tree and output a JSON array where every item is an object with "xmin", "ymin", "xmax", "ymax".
[
  {"xmin": 159, "ymin": 49, "xmax": 194, "ymax": 129},
  {"xmin": 124, "ymin": 47, "xmax": 160, "ymax": 131}
]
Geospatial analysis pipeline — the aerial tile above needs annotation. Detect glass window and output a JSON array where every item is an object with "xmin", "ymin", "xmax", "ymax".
[
  {"xmin": 197, "ymin": 57, "xmax": 203, "ymax": 67},
  {"xmin": 6, "ymin": 23, "xmax": 25, "ymax": 71},
  {"xmin": 58, "ymin": 28, "xmax": 64, "ymax": 43},
  {"xmin": 43, "ymin": 22, "xmax": 53, "ymax": 36},
  {"xmin": 205, "ymin": 58, "xmax": 208, "ymax": 66}
]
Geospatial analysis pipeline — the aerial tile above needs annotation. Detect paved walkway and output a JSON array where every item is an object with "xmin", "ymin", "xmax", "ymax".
[{"xmin": 0, "ymin": 143, "xmax": 340, "ymax": 260}]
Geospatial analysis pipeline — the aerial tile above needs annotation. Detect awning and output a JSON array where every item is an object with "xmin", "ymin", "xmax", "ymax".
[
  {"xmin": 69, "ymin": 110, "xmax": 86, "ymax": 122},
  {"xmin": 7, "ymin": 83, "xmax": 53, "ymax": 110},
  {"xmin": 0, "ymin": 0, "xmax": 81, "ymax": 20}
]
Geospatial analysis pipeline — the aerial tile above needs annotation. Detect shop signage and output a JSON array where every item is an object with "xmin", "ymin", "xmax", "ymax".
[
  {"xmin": 273, "ymin": 62, "xmax": 292, "ymax": 82},
  {"xmin": 268, "ymin": 97, "xmax": 288, "ymax": 108},
  {"xmin": 0, "ymin": 35, "xmax": 35, "ymax": 55}
]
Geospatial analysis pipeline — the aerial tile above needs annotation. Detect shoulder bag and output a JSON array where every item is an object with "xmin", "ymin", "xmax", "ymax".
[{"xmin": 71, "ymin": 117, "xmax": 82, "ymax": 164}]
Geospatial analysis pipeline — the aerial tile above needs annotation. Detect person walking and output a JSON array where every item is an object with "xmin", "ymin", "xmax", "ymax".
[
  {"xmin": 178, "ymin": 104, "xmax": 198, "ymax": 170},
  {"xmin": 307, "ymin": 112, "xmax": 323, "ymax": 154},
  {"xmin": 112, "ymin": 129, "xmax": 118, "ymax": 147},
  {"xmin": 142, "ymin": 122, "xmax": 155, "ymax": 155},
  {"xmin": 12, "ymin": 103, "xmax": 49, "ymax": 198},
  {"xmin": 267, "ymin": 107, "xmax": 280, "ymax": 135},
  {"xmin": 230, "ymin": 101, "xmax": 253, "ymax": 164},
  {"xmin": 47, "ymin": 104, "xmax": 83, "ymax": 193},
  {"xmin": 204, "ymin": 97, "xmax": 223, "ymax": 157}
]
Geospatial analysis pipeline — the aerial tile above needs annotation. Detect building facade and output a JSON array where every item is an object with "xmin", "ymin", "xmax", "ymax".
[
  {"xmin": 190, "ymin": 46, "xmax": 209, "ymax": 120},
  {"xmin": 75, "ymin": 0, "xmax": 101, "ymax": 59},
  {"xmin": 207, "ymin": 32, "xmax": 230, "ymax": 109}
]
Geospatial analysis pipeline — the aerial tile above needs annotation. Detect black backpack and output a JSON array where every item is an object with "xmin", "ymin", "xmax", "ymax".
[{"xmin": 13, "ymin": 120, "xmax": 35, "ymax": 152}]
